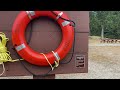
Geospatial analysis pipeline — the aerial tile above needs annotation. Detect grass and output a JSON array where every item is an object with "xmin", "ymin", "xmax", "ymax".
[
  {"xmin": 89, "ymin": 36, "xmax": 101, "ymax": 39},
  {"xmin": 89, "ymin": 36, "xmax": 101, "ymax": 45}
]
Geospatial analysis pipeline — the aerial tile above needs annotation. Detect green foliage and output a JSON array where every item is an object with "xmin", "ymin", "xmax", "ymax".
[{"xmin": 90, "ymin": 11, "xmax": 120, "ymax": 39}]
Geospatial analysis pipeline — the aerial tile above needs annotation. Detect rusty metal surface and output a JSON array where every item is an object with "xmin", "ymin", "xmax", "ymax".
[{"xmin": 0, "ymin": 11, "xmax": 89, "ymax": 77}]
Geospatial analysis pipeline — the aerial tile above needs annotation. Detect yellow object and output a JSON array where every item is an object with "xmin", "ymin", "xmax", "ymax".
[
  {"xmin": 0, "ymin": 32, "xmax": 23, "ymax": 76},
  {"xmin": 41, "ymin": 53, "xmax": 59, "ymax": 71}
]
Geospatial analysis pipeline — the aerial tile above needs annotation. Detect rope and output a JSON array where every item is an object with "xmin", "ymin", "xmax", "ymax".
[
  {"xmin": 0, "ymin": 63, "xmax": 5, "ymax": 76},
  {"xmin": 52, "ymin": 51, "xmax": 59, "ymax": 67},
  {"xmin": 41, "ymin": 52, "xmax": 59, "ymax": 71},
  {"xmin": 41, "ymin": 53, "xmax": 54, "ymax": 71},
  {"xmin": 0, "ymin": 32, "xmax": 23, "ymax": 76}
]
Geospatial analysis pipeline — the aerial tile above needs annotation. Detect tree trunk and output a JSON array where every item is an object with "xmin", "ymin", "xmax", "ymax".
[{"xmin": 101, "ymin": 25, "xmax": 104, "ymax": 39}]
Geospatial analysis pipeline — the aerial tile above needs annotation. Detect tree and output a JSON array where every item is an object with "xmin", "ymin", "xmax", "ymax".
[{"xmin": 90, "ymin": 11, "xmax": 120, "ymax": 39}]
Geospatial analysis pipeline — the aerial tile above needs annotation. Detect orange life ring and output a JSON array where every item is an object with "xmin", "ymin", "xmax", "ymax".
[{"xmin": 12, "ymin": 11, "xmax": 74, "ymax": 66}]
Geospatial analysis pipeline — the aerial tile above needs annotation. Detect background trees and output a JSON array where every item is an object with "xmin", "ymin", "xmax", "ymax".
[{"xmin": 90, "ymin": 11, "xmax": 120, "ymax": 39}]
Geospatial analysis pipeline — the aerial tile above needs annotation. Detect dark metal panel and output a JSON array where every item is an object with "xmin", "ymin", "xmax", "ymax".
[
  {"xmin": 0, "ymin": 11, "xmax": 89, "ymax": 32},
  {"xmin": 25, "ymin": 32, "xmax": 89, "ymax": 54},
  {"xmin": 0, "ymin": 11, "xmax": 89, "ymax": 77},
  {"xmin": 4, "ymin": 53, "xmax": 88, "ymax": 76},
  {"xmin": 65, "ymin": 11, "xmax": 90, "ymax": 33},
  {"xmin": 4, "ymin": 31, "xmax": 89, "ymax": 55},
  {"xmin": 30, "ymin": 11, "xmax": 89, "ymax": 33},
  {"xmin": 0, "ymin": 11, "xmax": 19, "ymax": 30},
  {"xmin": 74, "ymin": 33, "xmax": 89, "ymax": 53},
  {"xmin": 0, "ymin": 31, "xmax": 88, "ymax": 76}
]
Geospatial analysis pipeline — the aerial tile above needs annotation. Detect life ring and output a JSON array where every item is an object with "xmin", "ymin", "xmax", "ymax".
[{"xmin": 12, "ymin": 11, "xmax": 74, "ymax": 66}]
